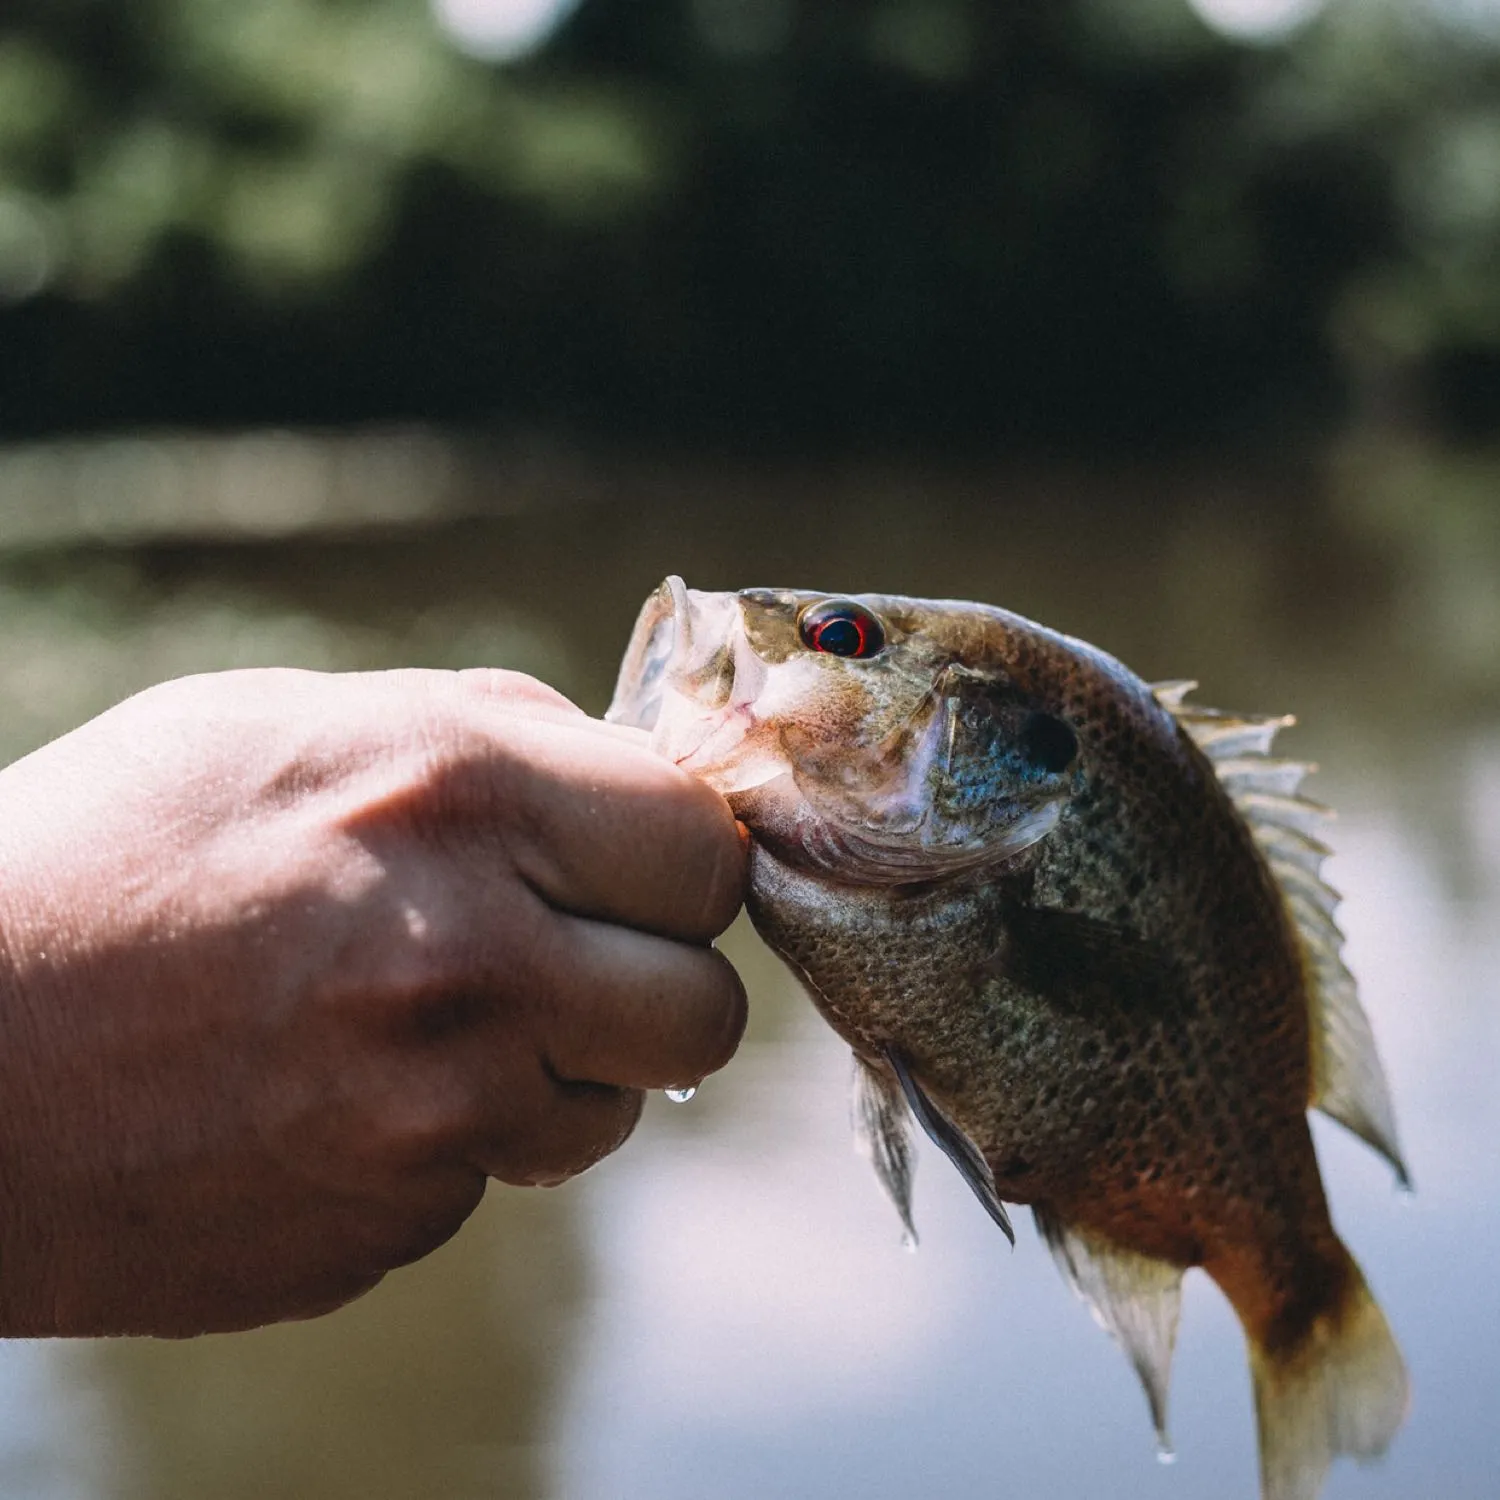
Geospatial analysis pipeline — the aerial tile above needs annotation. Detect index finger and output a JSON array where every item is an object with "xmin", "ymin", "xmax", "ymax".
[{"xmin": 480, "ymin": 716, "xmax": 748, "ymax": 945}]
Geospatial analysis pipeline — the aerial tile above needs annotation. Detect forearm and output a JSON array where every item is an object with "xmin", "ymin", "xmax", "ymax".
[{"xmin": 0, "ymin": 833, "xmax": 67, "ymax": 1336}]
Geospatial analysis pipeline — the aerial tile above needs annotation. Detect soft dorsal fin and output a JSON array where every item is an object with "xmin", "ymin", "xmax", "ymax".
[{"xmin": 1150, "ymin": 682, "xmax": 1410, "ymax": 1188}]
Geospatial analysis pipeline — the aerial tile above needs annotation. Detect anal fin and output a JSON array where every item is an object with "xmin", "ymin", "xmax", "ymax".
[
  {"xmin": 852, "ymin": 1055, "xmax": 919, "ymax": 1247},
  {"xmin": 1033, "ymin": 1205, "xmax": 1184, "ymax": 1453},
  {"xmin": 885, "ymin": 1047, "xmax": 1014, "ymax": 1245}
]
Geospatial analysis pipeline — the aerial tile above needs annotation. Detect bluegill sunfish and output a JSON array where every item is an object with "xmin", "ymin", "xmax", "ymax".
[{"xmin": 608, "ymin": 578, "xmax": 1409, "ymax": 1500}]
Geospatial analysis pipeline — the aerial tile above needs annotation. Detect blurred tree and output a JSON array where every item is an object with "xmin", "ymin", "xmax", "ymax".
[{"xmin": 0, "ymin": 0, "xmax": 1497, "ymax": 451}]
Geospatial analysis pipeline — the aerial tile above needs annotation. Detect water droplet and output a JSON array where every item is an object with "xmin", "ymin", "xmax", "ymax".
[
  {"xmin": 664, "ymin": 1085, "xmax": 697, "ymax": 1104},
  {"xmin": 900, "ymin": 1228, "xmax": 919, "ymax": 1254},
  {"xmin": 1155, "ymin": 1438, "xmax": 1177, "ymax": 1466}
]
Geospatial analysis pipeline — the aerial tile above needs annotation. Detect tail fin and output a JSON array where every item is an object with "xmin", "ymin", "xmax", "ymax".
[{"xmin": 1248, "ymin": 1256, "xmax": 1408, "ymax": 1500}]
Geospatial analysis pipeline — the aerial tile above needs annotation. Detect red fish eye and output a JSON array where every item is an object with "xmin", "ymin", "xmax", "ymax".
[{"xmin": 798, "ymin": 600, "xmax": 886, "ymax": 659}]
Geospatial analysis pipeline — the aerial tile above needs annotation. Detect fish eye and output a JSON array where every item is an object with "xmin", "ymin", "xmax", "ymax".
[{"xmin": 798, "ymin": 599, "xmax": 886, "ymax": 659}]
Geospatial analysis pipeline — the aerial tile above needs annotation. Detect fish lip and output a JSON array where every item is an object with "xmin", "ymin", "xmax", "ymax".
[
  {"xmin": 609, "ymin": 573, "xmax": 737, "ymax": 724},
  {"xmin": 670, "ymin": 703, "xmax": 754, "ymax": 772},
  {"xmin": 663, "ymin": 574, "xmax": 693, "ymax": 664},
  {"xmin": 611, "ymin": 577, "xmax": 776, "ymax": 790},
  {"xmin": 606, "ymin": 576, "xmax": 682, "ymax": 731}
]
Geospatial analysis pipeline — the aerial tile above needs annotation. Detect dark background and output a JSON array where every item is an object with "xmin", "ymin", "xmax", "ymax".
[{"xmin": 2, "ymin": 0, "xmax": 1499, "ymax": 455}]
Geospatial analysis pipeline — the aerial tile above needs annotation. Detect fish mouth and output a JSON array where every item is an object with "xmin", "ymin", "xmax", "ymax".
[
  {"xmin": 607, "ymin": 576, "xmax": 778, "ymax": 792},
  {"xmin": 606, "ymin": 576, "xmax": 683, "ymax": 735}
]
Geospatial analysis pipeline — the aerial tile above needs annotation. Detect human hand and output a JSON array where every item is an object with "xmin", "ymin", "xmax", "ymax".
[{"xmin": 0, "ymin": 668, "xmax": 746, "ymax": 1336}]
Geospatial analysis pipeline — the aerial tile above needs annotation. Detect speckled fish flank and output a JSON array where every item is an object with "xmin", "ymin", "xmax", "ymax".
[{"xmin": 609, "ymin": 579, "xmax": 1409, "ymax": 1500}]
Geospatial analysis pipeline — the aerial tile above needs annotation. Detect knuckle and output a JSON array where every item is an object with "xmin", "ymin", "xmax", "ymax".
[
  {"xmin": 340, "ymin": 701, "xmax": 526, "ymax": 837},
  {"xmin": 476, "ymin": 884, "xmax": 554, "ymax": 1000},
  {"xmin": 341, "ymin": 849, "xmax": 534, "ymax": 1017},
  {"xmin": 337, "ymin": 879, "xmax": 478, "ymax": 1013},
  {"xmin": 371, "ymin": 1076, "xmax": 483, "ymax": 1163},
  {"xmin": 457, "ymin": 669, "xmax": 581, "ymax": 718},
  {"xmin": 557, "ymin": 1087, "xmax": 646, "ymax": 1181},
  {"xmin": 601, "ymin": 1086, "xmax": 645, "ymax": 1156},
  {"xmin": 287, "ymin": 1269, "xmax": 387, "ymax": 1323},
  {"xmin": 381, "ymin": 1185, "xmax": 485, "ymax": 1270},
  {"xmin": 495, "ymin": 1084, "xmax": 644, "ymax": 1187},
  {"xmin": 404, "ymin": 722, "xmax": 507, "ymax": 816}
]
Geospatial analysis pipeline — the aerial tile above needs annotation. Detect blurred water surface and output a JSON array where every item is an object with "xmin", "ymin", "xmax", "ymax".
[{"xmin": 0, "ymin": 447, "xmax": 1496, "ymax": 1499}]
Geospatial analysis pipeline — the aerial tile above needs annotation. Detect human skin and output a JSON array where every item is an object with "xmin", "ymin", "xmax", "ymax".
[{"xmin": 0, "ymin": 667, "xmax": 747, "ymax": 1338}]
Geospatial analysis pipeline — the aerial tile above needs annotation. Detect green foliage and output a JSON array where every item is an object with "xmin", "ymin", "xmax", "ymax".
[
  {"xmin": 0, "ymin": 0, "xmax": 1497, "ymax": 447},
  {"xmin": 0, "ymin": 0, "xmax": 665, "ymax": 295}
]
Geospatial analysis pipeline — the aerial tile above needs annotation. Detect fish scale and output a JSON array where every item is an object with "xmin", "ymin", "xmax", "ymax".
[{"xmin": 610, "ymin": 577, "xmax": 1409, "ymax": 1500}]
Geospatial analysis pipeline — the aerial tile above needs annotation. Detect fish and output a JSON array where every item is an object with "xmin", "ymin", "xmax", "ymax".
[{"xmin": 607, "ymin": 577, "xmax": 1410, "ymax": 1500}]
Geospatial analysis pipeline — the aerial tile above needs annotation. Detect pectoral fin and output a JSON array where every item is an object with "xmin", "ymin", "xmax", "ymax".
[
  {"xmin": 1034, "ymin": 1205, "xmax": 1184, "ymax": 1453},
  {"xmin": 852, "ymin": 1056, "xmax": 919, "ymax": 1246},
  {"xmin": 885, "ymin": 1047, "xmax": 1014, "ymax": 1245},
  {"xmin": 998, "ymin": 901, "xmax": 1191, "ymax": 1024}
]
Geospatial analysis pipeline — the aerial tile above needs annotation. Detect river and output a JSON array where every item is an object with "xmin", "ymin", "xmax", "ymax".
[{"xmin": 0, "ymin": 438, "xmax": 1495, "ymax": 1499}]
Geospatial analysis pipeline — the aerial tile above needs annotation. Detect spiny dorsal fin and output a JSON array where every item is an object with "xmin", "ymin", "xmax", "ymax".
[
  {"xmin": 1033, "ymin": 1206, "xmax": 1184, "ymax": 1453},
  {"xmin": 1149, "ymin": 682, "xmax": 1410, "ymax": 1188}
]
